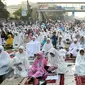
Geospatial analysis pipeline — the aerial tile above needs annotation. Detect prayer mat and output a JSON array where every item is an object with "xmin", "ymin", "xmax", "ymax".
[
  {"xmin": 65, "ymin": 58, "xmax": 75, "ymax": 61},
  {"xmin": 60, "ymin": 74, "xmax": 64, "ymax": 85},
  {"xmin": 75, "ymin": 76, "xmax": 85, "ymax": 85},
  {"xmin": 7, "ymin": 50, "xmax": 13, "ymax": 54},
  {"xmin": 24, "ymin": 74, "xmax": 64, "ymax": 85}
]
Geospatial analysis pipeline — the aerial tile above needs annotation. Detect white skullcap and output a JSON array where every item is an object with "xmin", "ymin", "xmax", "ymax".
[
  {"xmin": 79, "ymin": 48, "xmax": 84, "ymax": 51},
  {"xmin": 73, "ymin": 38, "xmax": 77, "ymax": 41},
  {"xmin": 19, "ymin": 46, "xmax": 24, "ymax": 50},
  {"xmin": 47, "ymin": 38, "xmax": 50, "ymax": 41}
]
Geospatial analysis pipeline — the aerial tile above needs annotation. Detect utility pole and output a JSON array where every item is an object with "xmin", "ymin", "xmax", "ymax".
[
  {"xmin": 27, "ymin": 0, "xmax": 30, "ymax": 11},
  {"xmin": 27, "ymin": 0, "xmax": 30, "ymax": 20},
  {"xmin": 27, "ymin": 0, "xmax": 32, "ymax": 23}
]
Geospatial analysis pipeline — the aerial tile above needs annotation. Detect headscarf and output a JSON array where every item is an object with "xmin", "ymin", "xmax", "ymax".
[
  {"xmin": 47, "ymin": 38, "xmax": 50, "ymax": 42},
  {"xmin": 48, "ymin": 48, "xmax": 67, "ymax": 73},
  {"xmin": 35, "ymin": 51, "xmax": 44, "ymax": 60},
  {"xmin": 0, "ymin": 45, "xmax": 10, "ymax": 75},
  {"xmin": 19, "ymin": 46, "xmax": 24, "ymax": 50},
  {"xmin": 73, "ymin": 38, "xmax": 77, "ymax": 42},
  {"xmin": 48, "ymin": 48, "xmax": 56, "ymax": 56},
  {"xmin": 6, "ymin": 34, "xmax": 13, "ymax": 45},
  {"xmin": 32, "ymin": 51, "xmax": 47, "ymax": 68},
  {"xmin": 75, "ymin": 48, "xmax": 85, "ymax": 65},
  {"xmin": 75, "ymin": 48, "xmax": 85, "ymax": 75},
  {"xmin": 0, "ymin": 46, "xmax": 4, "ymax": 53}
]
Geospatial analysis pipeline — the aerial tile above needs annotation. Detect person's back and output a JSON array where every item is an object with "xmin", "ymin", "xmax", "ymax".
[{"xmin": 0, "ymin": 46, "xmax": 10, "ymax": 83}]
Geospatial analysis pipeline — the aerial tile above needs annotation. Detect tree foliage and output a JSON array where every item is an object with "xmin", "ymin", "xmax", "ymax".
[
  {"xmin": 13, "ymin": 8, "xmax": 22, "ymax": 17},
  {"xmin": 0, "ymin": 0, "xmax": 9, "ymax": 19},
  {"xmin": 13, "ymin": 7, "xmax": 32, "ymax": 21}
]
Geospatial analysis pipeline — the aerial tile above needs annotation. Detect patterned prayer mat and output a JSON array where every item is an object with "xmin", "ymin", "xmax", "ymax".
[
  {"xmin": 24, "ymin": 74, "xmax": 64, "ymax": 85},
  {"xmin": 75, "ymin": 76, "xmax": 85, "ymax": 85}
]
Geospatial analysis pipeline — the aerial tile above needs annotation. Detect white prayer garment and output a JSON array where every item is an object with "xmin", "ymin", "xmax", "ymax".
[
  {"xmin": 69, "ymin": 39, "xmax": 81, "ymax": 57},
  {"xmin": 59, "ymin": 48, "xmax": 67, "ymax": 59},
  {"xmin": 64, "ymin": 32, "xmax": 71, "ymax": 41},
  {"xmin": 75, "ymin": 48, "xmax": 85, "ymax": 76},
  {"xmin": 0, "ymin": 46, "xmax": 10, "ymax": 75},
  {"xmin": 57, "ymin": 36, "xmax": 65, "ymax": 48},
  {"xmin": 36, "ymin": 33, "xmax": 44, "ymax": 43},
  {"xmin": 48, "ymin": 48, "xmax": 67, "ymax": 74},
  {"xmin": 42, "ymin": 38, "xmax": 53, "ymax": 54},
  {"xmin": 26, "ymin": 37, "xmax": 40, "ymax": 57},
  {"xmin": 12, "ymin": 46, "xmax": 29, "ymax": 77}
]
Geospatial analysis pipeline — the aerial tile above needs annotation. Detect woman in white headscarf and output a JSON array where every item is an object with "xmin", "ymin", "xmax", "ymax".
[
  {"xmin": 12, "ymin": 46, "xmax": 29, "ymax": 77},
  {"xmin": 37, "ymin": 32, "xmax": 44, "ymax": 43},
  {"xmin": 48, "ymin": 48, "xmax": 67, "ymax": 74},
  {"xmin": 69, "ymin": 38, "xmax": 81, "ymax": 57},
  {"xmin": 26, "ymin": 36, "xmax": 40, "ymax": 57},
  {"xmin": 42, "ymin": 38, "xmax": 53, "ymax": 54},
  {"xmin": 0, "ymin": 46, "xmax": 10, "ymax": 83},
  {"xmin": 75, "ymin": 48, "xmax": 85, "ymax": 76}
]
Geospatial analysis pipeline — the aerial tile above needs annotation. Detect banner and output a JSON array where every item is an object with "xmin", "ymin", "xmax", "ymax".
[{"xmin": 21, "ymin": 9, "xmax": 27, "ymax": 16}]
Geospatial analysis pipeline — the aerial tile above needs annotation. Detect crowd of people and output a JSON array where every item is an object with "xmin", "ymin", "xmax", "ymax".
[{"xmin": 0, "ymin": 19, "xmax": 85, "ymax": 84}]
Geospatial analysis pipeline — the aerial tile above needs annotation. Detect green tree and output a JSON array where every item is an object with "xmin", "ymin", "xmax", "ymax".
[
  {"xmin": 13, "ymin": 8, "xmax": 22, "ymax": 18},
  {"xmin": 0, "ymin": 0, "xmax": 9, "ymax": 19},
  {"xmin": 13, "ymin": 7, "xmax": 32, "ymax": 21}
]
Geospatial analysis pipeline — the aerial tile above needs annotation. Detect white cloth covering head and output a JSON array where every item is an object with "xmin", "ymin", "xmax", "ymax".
[
  {"xmin": 75, "ymin": 48, "xmax": 85, "ymax": 75},
  {"xmin": 47, "ymin": 38, "xmax": 50, "ymax": 41},
  {"xmin": 0, "ymin": 45, "xmax": 10, "ymax": 75},
  {"xmin": 0, "ymin": 46, "xmax": 4, "ymax": 51},
  {"xmin": 73, "ymin": 38, "xmax": 77, "ymax": 41},
  {"xmin": 79, "ymin": 48, "xmax": 84, "ymax": 54},
  {"xmin": 48, "ymin": 48, "xmax": 67, "ymax": 74},
  {"xmin": 48, "ymin": 48, "xmax": 56, "ymax": 56},
  {"xmin": 79, "ymin": 48, "xmax": 84, "ymax": 51},
  {"xmin": 13, "ymin": 46, "xmax": 29, "ymax": 77},
  {"xmin": 19, "ymin": 46, "xmax": 24, "ymax": 50}
]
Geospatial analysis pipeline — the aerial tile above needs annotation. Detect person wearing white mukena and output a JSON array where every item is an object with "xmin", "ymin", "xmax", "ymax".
[
  {"xmin": 69, "ymin": 38, "xmax": 81, "ymax": 57},
  {"xmin": 0, "ymin": 46, "xmax": 10, "ymax": 83},
  {"xmin": 48, "ymin": 48, "xmax": 67, "ymax": 74},
  {"xmin": 42, "ymin": 38, "xmax": 53, "ymax": 55},
  {"xmin": 75, "ymin": 48, "xmax": 85, "ymax": 76},
  {"xmin": 12, "ymin": 46, "xmax": 29, "ymax": 77}
]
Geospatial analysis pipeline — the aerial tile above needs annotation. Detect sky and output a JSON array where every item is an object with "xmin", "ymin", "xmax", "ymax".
[
  {"xmin": 4, "ymin": 0, "xmax": 85, "ymax": 5},
  {"xmin": 3, "ymin": 0, "xmax": 85, "ymax": 18}
]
